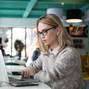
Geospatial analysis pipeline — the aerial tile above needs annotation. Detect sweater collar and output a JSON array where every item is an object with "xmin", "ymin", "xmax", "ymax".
[{"xmin": 49, "ymin": 46, "xmax": 60, "ymax": 56}]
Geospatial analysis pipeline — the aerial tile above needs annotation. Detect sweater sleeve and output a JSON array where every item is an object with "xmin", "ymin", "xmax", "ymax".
[
  {"xmin": 28, "ymin": 55, "xmax": 42, "ymax": 73},
  {"xmin": 34, "ymin": 48, "xmax": 81, "ymax": 83}
]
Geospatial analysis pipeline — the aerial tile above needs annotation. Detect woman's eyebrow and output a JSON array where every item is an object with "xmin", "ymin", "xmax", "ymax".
[{"xmin": 38, "ymin": 28, "xmax": 49, "ymax": 32}]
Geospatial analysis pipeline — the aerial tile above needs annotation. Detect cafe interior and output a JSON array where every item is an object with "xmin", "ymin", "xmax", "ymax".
[{"xmin": 0, "ymin": 0, "xmax": 89, "ymax": 88}]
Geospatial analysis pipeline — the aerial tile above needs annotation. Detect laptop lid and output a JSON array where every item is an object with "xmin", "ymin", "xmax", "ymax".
[
  {"xmin": 0, "ymin": 50, "xmax": 39, "ymax": 87},
  {"xmin": 0, "ymin": 50, "xmax": 9, "ymax": 85}
]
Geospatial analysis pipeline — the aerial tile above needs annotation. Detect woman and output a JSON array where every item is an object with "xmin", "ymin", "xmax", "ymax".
[
  {"xmin": 14, "ymin": 39, "xmax": 24, "ymax": 60},
  {"xmin": 22, "ymin": 14, "xmax": 84, "ymax": 89}
]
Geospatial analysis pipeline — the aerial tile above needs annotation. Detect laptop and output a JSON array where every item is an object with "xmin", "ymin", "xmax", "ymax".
[
  {"xmin": 0, "ymin": 50, "xmax": 40, "ymax": 87},
  {"xmin": 8, "ymin": 75, "xmax": 39, "ymax": 87}
]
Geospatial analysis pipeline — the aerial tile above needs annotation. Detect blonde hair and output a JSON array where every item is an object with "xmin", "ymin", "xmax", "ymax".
[{"xmin": 37, "ymin": 14, "xmax": 73, "ymax": 54}]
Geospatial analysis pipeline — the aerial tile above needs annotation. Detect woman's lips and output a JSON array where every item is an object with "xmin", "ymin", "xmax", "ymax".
[{"xmin": 42, "ymin": 39, "xmax": 47, "ymax": 43}]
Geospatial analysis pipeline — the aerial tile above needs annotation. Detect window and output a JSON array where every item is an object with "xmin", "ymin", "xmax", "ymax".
[{"xmin": 0, "ymin": 27, "xmax": 35, "ymax": 59}]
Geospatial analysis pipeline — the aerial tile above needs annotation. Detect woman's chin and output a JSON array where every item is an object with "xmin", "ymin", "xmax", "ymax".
[{"xmin": 44, "ymin": 42, "xmax": 49, "ymax": 46}]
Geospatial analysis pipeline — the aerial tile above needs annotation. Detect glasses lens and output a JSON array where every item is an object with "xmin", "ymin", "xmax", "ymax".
[
  {"xmin": 38, "ymin": 25, "xmax": 57, "ymax": 37},
  {"xmin": 38, "ymin": 31, "xmax": 46, "ymax": 37}
]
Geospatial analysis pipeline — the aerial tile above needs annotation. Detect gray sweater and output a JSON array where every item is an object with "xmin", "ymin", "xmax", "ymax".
[{"xmin": 28, "ymin": 47, "xmax": 84, "ymax": 89}]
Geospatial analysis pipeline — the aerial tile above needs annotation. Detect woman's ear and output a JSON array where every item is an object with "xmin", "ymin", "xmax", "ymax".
[{"xmin": 56, "ymin": 26, "xmax": 61, "ymax": 36}]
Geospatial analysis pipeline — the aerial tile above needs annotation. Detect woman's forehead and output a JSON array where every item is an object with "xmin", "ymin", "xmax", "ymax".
[{"xmin": 38, "ymin": 22, "xmax": 50, "ymax": 31}]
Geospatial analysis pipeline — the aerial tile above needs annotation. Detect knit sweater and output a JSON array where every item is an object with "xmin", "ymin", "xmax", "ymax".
[{"xmin": 28, "ymin": 47, "xmax": 85, "ymax": 89}]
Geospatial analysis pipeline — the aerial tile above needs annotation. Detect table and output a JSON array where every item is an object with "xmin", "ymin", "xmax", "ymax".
[{"xmin": 0, "ymin": 83, "xmax": 51, "ymax": 89}]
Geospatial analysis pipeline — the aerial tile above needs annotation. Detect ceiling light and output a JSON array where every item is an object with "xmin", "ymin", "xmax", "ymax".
[
  {"xmin": 61, "ymin": 2, "xmax": 64, "ymax": 5},
  {"xmin": 66, "ymin": 9, "xmax": 83, "ymax": 23},
  {"xmin": 46, "ymin": 8, "xmax": 64, "ymax": 19}
]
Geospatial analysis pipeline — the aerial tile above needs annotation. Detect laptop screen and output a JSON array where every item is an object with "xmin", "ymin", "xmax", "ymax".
[
  {"xmin": 0, "ymin": 50, "xmax": 40, "ymax": 87},
  {"xmin": 0, "ymin": 50, "xmax": 9, "ymax": 84}
]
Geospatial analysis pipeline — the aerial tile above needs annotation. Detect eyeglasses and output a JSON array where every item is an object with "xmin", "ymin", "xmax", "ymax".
[{"xmin": 38, "ymin": 25, "xmax": 57, "ymax": 37}]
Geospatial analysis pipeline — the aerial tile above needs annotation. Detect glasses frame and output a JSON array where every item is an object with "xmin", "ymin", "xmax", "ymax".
[{"xmin": 38, "ymin": 25, "xmax": 57, "ymax": 37}]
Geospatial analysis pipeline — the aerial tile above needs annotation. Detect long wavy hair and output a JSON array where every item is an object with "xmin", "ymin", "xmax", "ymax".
[{"xmin": 37, "ymin": 14, "xmax": 73, "ymax": 54}]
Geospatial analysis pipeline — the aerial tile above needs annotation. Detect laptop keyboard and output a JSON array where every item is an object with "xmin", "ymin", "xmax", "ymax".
[{"xmin": 9, "ymin": 77, "xmax": 40, "ymax": 87}]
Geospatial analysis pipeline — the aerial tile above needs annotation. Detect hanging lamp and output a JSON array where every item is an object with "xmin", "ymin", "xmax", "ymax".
[
  {"xmin": 46, "ymin": 8, "xmax": 64, "ymax": 19},
  {"xmin": 66, "ymin": 9, "xmax": 83, "ymax": 23}
]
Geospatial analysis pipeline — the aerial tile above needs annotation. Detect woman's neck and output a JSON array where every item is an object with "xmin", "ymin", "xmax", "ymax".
[{"xmin": 49, "ymin": 41, "xmax": 59, "ymax": 51}]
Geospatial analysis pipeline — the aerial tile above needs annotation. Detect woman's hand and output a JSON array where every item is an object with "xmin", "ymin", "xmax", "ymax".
[{"xmin": 21, "ymin": 67, "xmax": 35, "ymax": 78}]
